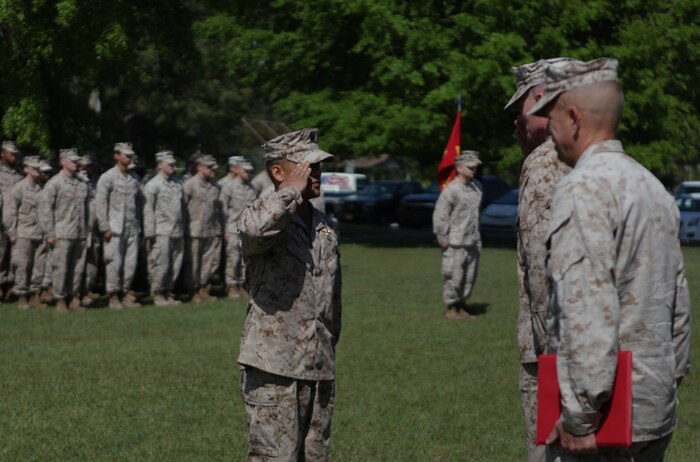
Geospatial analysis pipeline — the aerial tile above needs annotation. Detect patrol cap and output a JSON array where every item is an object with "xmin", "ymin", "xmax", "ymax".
[
  {"xmin": 262, "ymin": 128, "xmax": 334, "ymax": 164},
  {"xmin": 528, "ymin": 58, "xmax": 619, "ymax": 116},
  {"xmin": 196, "ymin": 154, "xmax": 218, "ymax": 169},
  {"xmin": 114, "ymin": 142, "xmax": 135, "ymax": 156},
  {"xmin": 241, "ymin": 161, "xmax": 254, "ymax": 171},
  {"xmin": 1, "ymin": 141, "xmax": 19, "ymax": 154},
  {"xmin": 23, "ymin": 155, "xmax": 42, "ymax": 169},
  {"xmin": 227, "ymin": 155, "xmax": 246, "ymax": 166},
  {"xmin": 39, "ymin": 160, "xmax": 53, "ymax": 172},
  {"xmin": 504, "ymin": 57, "xmax": 574, "ymax": 110},
  {"xmin": 155, "ymin": 150, "xmax": 177, "ymax": 165},
  {"xmin": 59, "ymin": 148, "xmax": 80, "ymax": 162},
  {"xmin": 454, "ymin": 150, "xmax": 482, "ymax": 168},
  {"xmin": 78, "ymin": 155, "xmax": 94, "ymax": 167}
]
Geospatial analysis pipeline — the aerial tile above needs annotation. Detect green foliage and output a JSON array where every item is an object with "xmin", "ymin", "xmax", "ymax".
[{"xmin": 2, "ymin": 1, "xmax": 700, "ymax": 179}]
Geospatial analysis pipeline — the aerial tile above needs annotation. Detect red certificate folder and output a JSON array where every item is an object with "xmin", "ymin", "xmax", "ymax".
[{"xmin": 536, "ymin": 350, "xmax": 632, "ymax": 447}]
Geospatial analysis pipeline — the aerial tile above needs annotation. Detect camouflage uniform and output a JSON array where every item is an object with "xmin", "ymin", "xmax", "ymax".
[
  {"xmin": 516, "ymin": 137, "xmax": 571, "ymax": 460},
  {"xmin": 528, "ymin": 59, "xmax": 692, "ymax": 460},
  {"xmin": 39, "ymin": 157, "xmax": 89, "ymax": 302},
  {"xmin": 0, "ymin": 144, "xmax": 23, "ymax": 287},
  {"xmin": 143, "ymin": 169, "xmax": 185, "ymax": 297},
  {"xmin": 183, "ymin": 164, "xmax": 223, "ymax": 293},
  {"xmin": 95, "ymin": 164, "xmax": 142, "ymax": 296},
  {"xmin": 433, "ymin": 164, "xmax": 482, "ymax": 307},
  {"xmin": 78, "ymin": 164, "xmax": 101, "ymax": 297},
  {"xmin": 238, "ymin": 128, "xmax": 341, "ymax": 461},
  {"xmin": 3, "ymin": 170, "xmax": 48, "ymax": 297},
  {"xmin": 221, "ymin": 175, "xmax": 256, "ymax": 291}
]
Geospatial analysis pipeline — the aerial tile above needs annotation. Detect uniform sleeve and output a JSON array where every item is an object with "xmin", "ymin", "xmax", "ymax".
[
  {"xmin": 94, "ymin": 174, "xmax": 111, "ymax": 233},
  {"xmin": 672, "ymin": 257, "xmax": 692, "ymax": 383},
  {"xmin": 216, "ymin": 187, "xmax": 225, "ymax": 235},
  {"xmin": 3, "ymin": 183, "xmax": 20, "ymax": 237},
  {"xmin": 548, "ymin": 183, "xmax": 619, "ymax": 436},
  {"xmin": 39, "ymin": 181, "xmax": 57, "ymax": 238},
  {"xmin": 239, "ymin": 187, "xmax": 302, "ymax": 256},
  {"xmin": 142, "ymin": 181, "xmax": 157, "ymax": 238},
  {"xmin": 432, "ymin": 188, "xmax": 452, "ymax": 246}
]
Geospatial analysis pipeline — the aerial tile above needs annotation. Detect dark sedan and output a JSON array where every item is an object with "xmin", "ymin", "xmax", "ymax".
[
  {"xmin": 339, "ymin": 180, "xmax": 423, "ymax": 225},
  {"xmin": 480, "ymin": 188, "xmax": 519, "ymax": 243}
]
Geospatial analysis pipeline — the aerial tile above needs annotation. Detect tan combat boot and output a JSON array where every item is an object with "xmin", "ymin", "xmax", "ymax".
[
  {"xmin": 69, "ymin": 297, "xmax": 86, "ymax": 313},
  {"xmin": 153, "ymin": 294, "xmax": 169, "ymax": 307},
  {"xmin": 191, "ymin": 290, "xmax": 202, "ymax": 303},
  {"xmin": 121, "ymin": 292, "xmax": 141, "ymax": 308},
  {"xmin": 166, "ymin": 293, "xmax": 182, "ymax": 305},
  {"xmin": 227, "ymin": 286, "xmax": 241, "ymax": 299},
  {"xmin": 108, "ymin": 294, "xmax": 124, "ymax": 310},
  {"xmin": 201, "ymin": 284, "xmax": 217, "ymax": 301},
  {"xmin": 56, "ymin": 299, "xmax": 70, "ymax": 313},
  {"xmin": 17, "ymin": 295, "xmax": 30, "ymax": 310},
  {"xmin": 40, "ymin": 287, "xmax": 53, "ymax": 303},
  {"xmin": 29, "ymin": 293, "xmax": 48, "ymax": 309}
]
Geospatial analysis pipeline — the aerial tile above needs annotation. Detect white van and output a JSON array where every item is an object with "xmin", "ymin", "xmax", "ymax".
[{"xmin": 320, "ymin": 172, "xmax": 368, "ymax": 217}]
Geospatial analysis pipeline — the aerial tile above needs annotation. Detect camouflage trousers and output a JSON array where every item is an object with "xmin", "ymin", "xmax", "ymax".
[
  {"xmin": 520, "ymin": 362, "xmax": 545, "ymax": 462},
  {"xmin": 186, "ymin": 236, "xmax": 220, "ymax": 291},
  {"xmin": 82, "ymin": 233, "xmax": 101, "ymax": 294},
  {"xmin": 0, "ymin": 231, "xmax": 12, "ymax": 285},
  {"xmin": 148, "ymin": 235, "xmax": 184, "ymax": 295},
  {"xmin": 52, "ymin": 238, "xmax": 87, "ymax": 300},
  {"xmin": 104, "ymin": 230, "xmax": 139, "ymax": 295},
  {"xmin": 441, "ymin": 245, "xmax": 480, "ymax": 306},
  {"xmin": 225, "ymin": 233, "xmax": 245, "ymax": 288},
  {"xmin": 11, "ymin": 238, "xmax": 48, "ymax": 295},
  {"xmin": 240, "ymin": 366, "xmax": 334, "ymax": 462},
  {"xmin": 42, "ymin": 246, "xmax": 52, "ymax": 290},
  {"xmin": 546, "ymin": 432, "xmax": 672, "ymax": 462}
]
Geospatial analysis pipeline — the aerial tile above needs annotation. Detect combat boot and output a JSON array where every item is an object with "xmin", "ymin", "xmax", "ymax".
[
  {"xmin": 201, "ymin": 285, "xmax": 217, "ymax": 301},
  {"xmin": 69, "ymin": 297, "xmax": 86, "ymax": 313},
  {"xmin": 121, "ymin": 296, "xmax": 141, "ymax": 308},
  {"xmin": 40, "ymin": 288, "xmax": 53, "ymax": 303},
  {"xmin": 81, "ymin": 295, "xmax": 95, "ymax": 307},
  {"xmin": 191, "ymin": 290, "xmax": 203, "ymax": 303},
  {"xmin": 166, "ymin": 293, "xmax": 182, "ymax": 305},
  {"xmin": 153, "ymin": 294, "xmax": 169, "ymax": 307},
  {"xmin": 227, "ymin": 286, "xmax": 241, "ymax": 299},
  {"xmin": 56, "ymin": 299, "xmax": 70, "ymax": 313},
  {"xmin": 17, "ymin": 295, "xmax": 30, "ymax": 310},
  {"xmin": 85, "ymin": 291, "xmax": 100, "ymax": 302},
  {"xmin": 108, "ymin": 294, "xmax": 124, "ymax": 310},
  {"xmin": 444, "ymin": 306, "xmax": 470, "ymax": 321},
  {"xmin": 29, "ymin": 294, "xmax": 48, "ymax": 309}
]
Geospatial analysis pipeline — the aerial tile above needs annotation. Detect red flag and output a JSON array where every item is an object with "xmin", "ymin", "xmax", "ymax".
[{"xmin": 437, "ymin": 111, "xmax": 461, "ymax": 189}]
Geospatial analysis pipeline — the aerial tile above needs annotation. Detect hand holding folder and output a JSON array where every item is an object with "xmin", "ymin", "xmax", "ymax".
[{"xmin": 536, "ymin": 350, "xmax": 632, "ymax": 447}]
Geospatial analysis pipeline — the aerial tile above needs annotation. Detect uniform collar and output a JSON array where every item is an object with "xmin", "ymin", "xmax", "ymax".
[{"xmin": 576, "ymin": 139, "xmax": 624, "ymax": 168}]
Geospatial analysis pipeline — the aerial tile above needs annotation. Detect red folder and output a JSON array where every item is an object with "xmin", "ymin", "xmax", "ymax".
[{"xmin": 536, "ymin": 350, "xmax": 632, "ymax": 447}]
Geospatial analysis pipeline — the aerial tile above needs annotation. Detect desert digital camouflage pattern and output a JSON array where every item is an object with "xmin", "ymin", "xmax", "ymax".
[
  {"xmin": 546, "ymin": 140, "xmax": 691, "ymax": 441},
  {"xmin": 238, "ymin": 187, "xmax": 342, "ymax": 381}
]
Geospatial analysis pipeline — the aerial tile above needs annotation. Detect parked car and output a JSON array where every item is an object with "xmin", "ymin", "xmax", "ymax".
[
  {"xmin": 675, "ymin": 180, "xmax": 700, "ymax": 198},
  {"xmin": 320, "ymin": 172, "xmax": 368, "ymax": 218},
  {"xmin": 677, "ymin": 193, "xmax": 700, "ymax": 245},
  {"xmin": 397, "ymin": 176, "xmax": 511, "ymax": 228},
  {"xmin": 480, "ymin": 188, "xmax": 519, "ymax": 243},
  {"xmin": 339, "ymin": 180, "xmax": 423, "ymax": 224}
]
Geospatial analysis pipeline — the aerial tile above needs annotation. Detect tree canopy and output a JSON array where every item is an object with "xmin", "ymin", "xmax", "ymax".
[{"xmin": 2, "ymin": 0, "xmax": 699, "ymax": 183}]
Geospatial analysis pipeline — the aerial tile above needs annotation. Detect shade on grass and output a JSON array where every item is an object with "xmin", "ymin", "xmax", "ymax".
[{"xmin": 2, "ymin": 231, "xmax": 699, "ymax": 461}]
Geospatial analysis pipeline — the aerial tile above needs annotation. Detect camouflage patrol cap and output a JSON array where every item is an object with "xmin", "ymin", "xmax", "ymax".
[
  {"xmin": 59, "ymin": 148, "xmax": 80, "ymax": 162},
  {"xmin": 528, "ymin": 58, "xmax": 619, "ymax": 116},
  {"xmin": 114, "ymin": 142, "xmax": 135, "ymax": 156},
  {"xmin": 78, "ymin": 155, "xmax": 94, "ymax": 167},
  {"xmin": 39, "ymin": 160, "xmax": 53, "ymax": 172},
  {"xmin": 23, "ymin": 155, "xmax": 42, "ymax": 169},
  {"xmin": 155, "ymin": 150, "xmax": 176, "ymax": 165},
  {"xmin": 262, "ymin": 128, "xmax": 334, "ymax": 163},
  {"xmin": 1, "ymin": 141, "xmax": 19, "ymax": 154},
  {"xmin": 241, "ymin": 161, "xmax": 254, "ymax": 171},
  {"xmin": 454, "ymin": 150, "xmax": 482, "ymax": 168},
  {"xmin": 504, "ymin": 57, "xmax": 573, "ymax": 110},
  {"xmin": 196, "ymin": 154, "xmax": 217, "ymax": 168},
  {"xmin": 227, "ymin": 155, "xmax": 246, "ymax": 166}
]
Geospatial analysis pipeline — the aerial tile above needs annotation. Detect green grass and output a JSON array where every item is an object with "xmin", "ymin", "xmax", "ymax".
[{"xmin": 1, "ymin": 228, "xmax": 699, "ymax": 461}]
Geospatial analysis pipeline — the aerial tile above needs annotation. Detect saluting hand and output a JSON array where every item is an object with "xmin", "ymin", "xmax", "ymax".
[{"xmin": 279, "ymin": 161, "xmax": 311, "ymax": 196}]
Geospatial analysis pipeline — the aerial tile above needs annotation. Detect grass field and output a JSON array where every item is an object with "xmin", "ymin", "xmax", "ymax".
[{"xmin": 2, "ymin": 225, "xmax": 699, "ymax": 461}]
